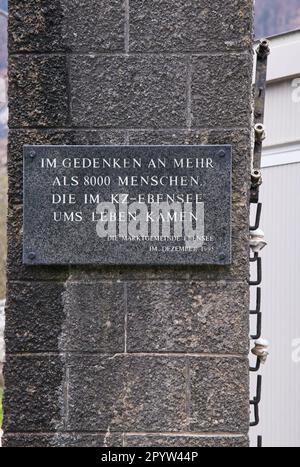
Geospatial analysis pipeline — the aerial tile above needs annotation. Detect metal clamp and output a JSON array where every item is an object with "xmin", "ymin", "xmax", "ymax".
[
  {"xmin": 251, "ymin": 38, "xmax": 270, "ymax": 203},
  {"xmin": 256, "ymin": 39, "xmax": 271, "ymax": 60},
  {"xmin": 249, "ymin": 37, "xmax": 270, "ymax": 441},
  {"xmin": 249, "ymin": 254, "xmax": 262, "ymax": 286},
  {"xmin": 254, "ymin": 123, "xmax": 266, "ymax": 143},
  {"xmin": 250, "ymin": 356, "xmax": 261, "ymax": 373},
  {"xmin": 250, "ymin": 287, "xmax": 262, "ymax": 340},
  {"xmin": 250, "ymin": 203, "xmax": 262, "ymax": 231},
  {"xmin": 250, "ymin": 375, "xmax": 262, "ymax": 404},
  {"xmin": 250, "ymin": 375, "xmax": 262, "ymax": 427},
  {"xmin": 257, "ymin": 436, "xmax": 262, "ymax": 448}
]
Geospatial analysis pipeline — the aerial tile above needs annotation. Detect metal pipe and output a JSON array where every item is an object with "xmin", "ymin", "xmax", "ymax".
[
  {"xmin": 249, "ymin": 256, "xmax": 262, "ymax": 286},
  {"xmin": 250, "ymin": 357, "xmax": 261, "ymax": 372},
  {"xmin": 257, "ymin": 436, "xmax": 262, "ymax": 448},
  {"xmin": 250, "ymin": 203, "xmax": 262, "ymax": 231},
  {"xmin": 251, "ymin": 39, "xmax": 270, "ymax": 203}
]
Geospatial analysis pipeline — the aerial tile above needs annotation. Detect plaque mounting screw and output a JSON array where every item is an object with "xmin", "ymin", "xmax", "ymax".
[
  {"xmin": 29, "ymin": 151, "xmax": 36, "ymax": 159},
  {"xmin": 28, "ymin": 252, "xmax": 36, "ymax": 260},
  {"xmin": 219, "ymin": 252, "xmax": 226, "ymax": 261},
  {"xmin": 218, "ymin": 150, "xmax": 226, "ymax": 158}
]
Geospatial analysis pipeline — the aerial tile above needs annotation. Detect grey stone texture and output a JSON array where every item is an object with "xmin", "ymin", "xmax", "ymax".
[
  {"xmin": 4, "ymin": 355, "xmax": 64, "ymax": 433},
  {"xmin": 191, "ymin": 54, "xmax": 253, "ymax": 128},
  {"xmin": 62, "ymin": 281, "xmax": 126, "ymax": 353},
  {"xmin": 9, "ymin": 56, "xmax": 69, "ymax": 128},
  {"xmin": 9, "ymin": 0, "xmax": 125, "ymax": 53},
  {"xmin": 5, "ymin": 282, "xmax": 65, "ymax": 353},
  {"xmin": 67, "ymin": 355, "xmax": 187, "ymax": 432},
  {"xmin": 125, "ymin": 435, "xmax": 249, "ymax": 447},
  {"xmin": 127, "ymin": 281, "xmax": 249, "ymax": 354},
  {"xmin": 189, "ymin": 358, "xmax": 249, "ymax": 433},
  {"xmin": 9, "ymin": 0, "xmax": 253, "ymax": 54},
  {"xmin": 4, "ymin": 0, "xmax": 254, "ymax": 448},
  {"xmin": 3, "ymin": 433, "xmax": 123, "ymax": 447},
  {"xmin": 69, "ymin": 55, "xmax": 187, "ymax": 128},
  {"xmin": 66, "ymin": 355, "xmax": 248, "ymax": 433},
  {"xmin": 129, "ymin": 0, "xmax": 253, "ymax": 53}
]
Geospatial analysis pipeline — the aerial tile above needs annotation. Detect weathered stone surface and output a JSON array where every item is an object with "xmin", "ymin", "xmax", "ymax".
[
  {"xmin": 70, "ymin": 56, "xmax": 187, "ymax": 128},
  {"xmin": 5, "ymin": 0, "xmax": 253, "ymax": 446},
  {"xmin": 62, "ymin": 282, "xmax": 125, "ymax": 353},
  {"xmin": 9, "ymin": 0, "xmax": 125, "ymax": 53},
  {"xmin": 189, "ymin": 358, "xmax": 249, "ymax": 433},
  {"xmin": 191, "ymin": 54, "xmax": 253, "ymax": 128},
  {"xmin": 9, "ymin": 56, "xmax": 69, "ymax": 128},
  {"xmin": 5, "ymin": 282, "xmax": 64, "ymax": 353},
  {"xmin": 130, "ymin": 0, "xmax": 253, "ymax": 52},
  {"xmin": 6, "ymin": 205, "xmax": 69, "ymax": 283},
  {"xmin": 9, "ymin": 0, "xmax": 65, "ymax": 52},
  {"xmin": 64, "ymin": 0, "xmax": 124, "ymax": 52},
  {"xmin": 67, "ymin": 355, "xmax": 187, "ymax": 432},
  {"xmin": 3, "ymin": 356, "xmax": 64, "ymax": 432},
  {"xmin": 125, "ymin": 435, "xmax": 249, "ymax": 447},
  {"xmin": 127, "ymin": 281, "xmax": 249, "ymax": 354},
  {"xmin": 3, "ymin": 433, "xmax": 123, "ymax": 447}
]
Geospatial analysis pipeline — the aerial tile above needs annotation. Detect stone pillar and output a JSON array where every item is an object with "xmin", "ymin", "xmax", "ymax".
[{"xmin": 4, "ymin": 1, "xmax": 253, "ymax": 447}]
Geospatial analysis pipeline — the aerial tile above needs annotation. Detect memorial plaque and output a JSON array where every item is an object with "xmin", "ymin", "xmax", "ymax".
[{"xmin": 23, "ymin": 145, "xmax": 232, "ymax": 265}]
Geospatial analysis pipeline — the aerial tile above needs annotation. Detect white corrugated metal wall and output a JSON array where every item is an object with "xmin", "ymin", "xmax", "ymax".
[
  {"xmin": 250, "ymin": 30, "xmax": 300, "ymax": 447},
  {"xmin": 250, "ymin": 163, "xmax": 300, "ymax": 447},
  {"xmin": 265, "ymin": 79, "xmax": 300, "ymax": 147}
]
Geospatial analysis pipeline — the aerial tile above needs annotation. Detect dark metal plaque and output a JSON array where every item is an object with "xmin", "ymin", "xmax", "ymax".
[{"xmin": 23, "ymin": 145, "xmax": 232, "ymax": 265}]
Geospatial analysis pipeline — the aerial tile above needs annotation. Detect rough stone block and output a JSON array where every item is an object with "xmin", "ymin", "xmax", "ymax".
[
  {"xmin": 125, "ymin": 435, "xmax": 249, "ymax": 447},
  {"xmin": 3, "ymin": 355, "xmax": 64, "ymax": 432},
  {"xmin": 67, "ymin": 355, "xmax": 187, "ymax": 432},
  {"xmin": 6, "ymin": 205, "xmax": 69, "ymax": 283},
  {"xmin": 5, "ymin": 0, "xmax": 252, "ymax": 445},
  {"xmin": 127, "ymin": 281, "xmax": 249, "ymax": 354},
  {"xmin": 70, "ymin": 55, "xmax": 187, "ymax": 128},
  {"xmin": 130, "ymin": 0, "xmax": 253, "ymax": 52},
  {"xmin": 9, "ymin": 0, "xmax": 125, "ymax": 53},
  {"xmin": 191, "ymin": 54, "xmax": 253, "ymax": 128},
  {"xmin": 9, "ymin": 56, "xmax": 69, "ymax": 128},
  {"xmin": 62, "ymin": 281, "xmax": 125, "ymax": 353},
  {"xmin": 5, "ymin": 282, "xmax": 65, "ymax": 353},
  {"xmin": 189, "ymin": 357, "xmax": 249, "ymax": 432},
  {"xmin": 3, "ymin": 432, "xmax": 123, "ymax": 447}
]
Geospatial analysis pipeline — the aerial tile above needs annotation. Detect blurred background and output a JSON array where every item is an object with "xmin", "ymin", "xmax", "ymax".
[
  {"xmin": 255, "ymin": 0, "xmax": 300, "ymax": 36},
  {"xmin": 0, "ymin": 0, "xmax": 300, "ymax": 447}
]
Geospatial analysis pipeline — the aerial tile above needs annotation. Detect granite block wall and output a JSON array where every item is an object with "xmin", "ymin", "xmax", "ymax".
[{"xmin": 4, "ymin": 0, "xmax": 253, "ymax": 447}]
